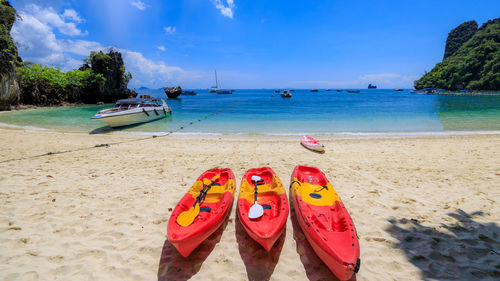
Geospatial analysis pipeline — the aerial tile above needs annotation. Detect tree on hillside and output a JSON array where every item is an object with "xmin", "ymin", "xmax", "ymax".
[{"xmin": 443, "ymin": 20, "xmax": 478, "ymax": 59}]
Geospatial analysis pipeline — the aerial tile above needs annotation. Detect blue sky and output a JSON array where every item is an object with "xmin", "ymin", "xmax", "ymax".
[{"xmin": 9, "ymin": 0, "xmax": 500, "ymax": 89}]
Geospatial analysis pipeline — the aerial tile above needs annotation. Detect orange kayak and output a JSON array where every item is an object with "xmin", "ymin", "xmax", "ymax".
[
  {"xmin": 167, "ymin": 168, "xmax": 236, "ymax": 257},
  {"xmin": 237, "ymin": 167, "xmax": 289, "ymax": 251},
  {"xmin": 290, "ymin": 165, "xmax": 360, "ymax": 280}
]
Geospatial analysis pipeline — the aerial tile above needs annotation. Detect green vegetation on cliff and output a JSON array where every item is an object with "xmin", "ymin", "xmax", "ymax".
[
  {"xmin": 0, "ymin": 0, "xmax": 21, "ymax": 110},
  {"xmin": 17, "ymin": 63, "xmax": 105, "ymax": 90},
  {"xmin": 0, "ymin": 0, "xmax": 20, "ymax": 66},
  {"xmin": 17, "ymin": 50, "xmax": 134, "ymax": 105},
  {"xmin": 415, "ymin": 18, "xmax": 500, "ymax": 90},
  {"xmin": 443, "ymin": 20, "xmax": 478, "ymax": 59}
]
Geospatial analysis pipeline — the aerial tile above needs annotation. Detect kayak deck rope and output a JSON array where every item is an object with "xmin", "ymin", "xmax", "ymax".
[{"xmin": 0, "ymin": 99, "xmax": 248, "ymax": 164}]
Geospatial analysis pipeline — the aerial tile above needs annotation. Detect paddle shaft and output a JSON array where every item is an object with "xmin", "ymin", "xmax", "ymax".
[
  {"xmin": 193, "ymin": 184, "xmax": 209, "ymax": 207},
  {"xmin": 193, "ymin": 179, "xmax": 218, "ymax": 207},
  {"xmin": 176, "ymin": 174, "xmax": 220, "ymax": 227},
  {"xmin": 253, "ymin": 179, "xmax": 264, "ymax": 203},
  {"xmin": 254, "ymin": 182, "xmax": 258, "ymax": 203}
]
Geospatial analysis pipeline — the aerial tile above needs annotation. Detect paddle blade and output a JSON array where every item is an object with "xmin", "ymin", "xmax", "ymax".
[
  {"xmin": 177, "ymin": 204, "xmax": 200, "ymax": 227},
  {"xmin": 251, "ymin": 175, "xmax": 262, "ymax": 182},
  {"xmin": 248, "ymin": 202, "xmax": 264, "ymax": 219},
  {"xmin": 203, "ymin": 174, "xmax": 220, "ymax": 185}
]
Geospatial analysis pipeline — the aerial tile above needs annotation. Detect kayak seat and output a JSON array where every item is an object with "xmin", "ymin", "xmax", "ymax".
[
  {"xmin": 262, "ymin": 204, "xmax": 271, "ymax": 210},
  {"xmin": 312, "ymin": 213, "xmax": 333, "ymax": 231},
  {"xmin": 200, "ymin": 207, "xmax": 211, "ymax": 212}
]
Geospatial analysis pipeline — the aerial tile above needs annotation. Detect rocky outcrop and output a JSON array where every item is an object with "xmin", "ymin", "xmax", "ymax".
[
  {"xmin": 0, "ymin": 0, "xmax": 21, "ymax": 110},
  {"xmin": 80, "ymin": 49, "xmax": 133, "ymax": 103},
  {"xmin": 443, "ymin": 20, "xmax": 478, "ymax": 59},
  {"xmin": 164, "ymin": 86, "xmax": 182, "ymax": 99},
  {"xmin": 415, "ymin": 18, "xmax": 500, "ymax": 90}
]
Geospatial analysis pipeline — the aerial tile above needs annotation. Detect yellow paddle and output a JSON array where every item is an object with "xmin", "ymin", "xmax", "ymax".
[{"xmin": 177, "ymin": 174, "xmax": 220, "ymax": 227}]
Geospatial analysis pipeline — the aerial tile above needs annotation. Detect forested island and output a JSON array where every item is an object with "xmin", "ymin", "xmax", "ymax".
[
  {"xmin": 415, "ymin": 18, "xmax": 500, "ymax": 91},
  {"xmin": 0, "ymin": 0, "xmax": 135, "ymax": 110}
]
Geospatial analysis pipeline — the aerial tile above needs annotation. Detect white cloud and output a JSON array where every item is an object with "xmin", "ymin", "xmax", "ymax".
[
  {"xmin": 19, "ymin": 4, "xmax": 86, "ymax": 37},
  {"xmin": 62, "ymin": 9, "xmax": 83, "ymax": 23},
  {"xmin": 61, "ymin": 40, "xmax": 105, "ymax": 56},
  {"xmin": 292, "ymin": 73, "xmax": 420, "ymax": 88},
  {"xmin": 164, "ymin": 26, "xmax": 176, "ymax": 35},
  {"xmin": 358, "ymin": 73, "xmax": 420, "ymax": 87},
  {"xmin": 120, "ymin": 49, "xmax": 185, "ymax": 88},
  {"xmin": 12, "ymin": 4, "xmax": 186, "ymax": 88},
  {"xmin": 213, "ymin": 0, "xmax": 235, "ymax": 19},
  {"xmin": 156, "ymin": 45, "xmax": 166, "ymax": 51},
  {"xmin": 130, "ymin": 0, "xmax": 147, "ymax": 11}
]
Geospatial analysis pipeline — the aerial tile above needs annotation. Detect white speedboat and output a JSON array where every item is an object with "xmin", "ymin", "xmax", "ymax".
[
  {"xmin": 281, "ymin": 90, "xmax": 292, "ymax": 98},
  {"xmin": 91, "ymin": 98, "xmax": 171, "ymax": 128}
]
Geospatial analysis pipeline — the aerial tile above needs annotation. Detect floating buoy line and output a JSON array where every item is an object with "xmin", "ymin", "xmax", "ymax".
[{"xmin": 0, "ymin": 99, "xmax": 248, "ymax": 164}]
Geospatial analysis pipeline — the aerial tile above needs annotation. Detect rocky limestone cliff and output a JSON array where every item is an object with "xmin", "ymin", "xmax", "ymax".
[
  {"xmin": 80, "ymin": 49, "xmax": 133, "ymax": 103},
  {"xmin": 0, "ymin": 0, "xmax": 21, "ymax": 110},
  {"xmin": 163, "ymin": 86, "xmax": 182, "ymax": 99},
  {"xmin": 415, "ymin": 18, "xmax": 500, "ymax": 90},
  {"xmin": 443, "ymin": 20, "xmax": 478, "ymax": 60}
]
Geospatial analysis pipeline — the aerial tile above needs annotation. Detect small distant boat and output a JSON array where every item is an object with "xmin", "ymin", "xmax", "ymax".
[
  {"xmin": 91, "ymin": 98, "xmax": 171, "ymax": 128},
  {"xmin": 216, "ymin": 89, "xmax": 233, "ymax": 94},
  {"xmin": 310, "ymin": 89, "xmax": 319, "ymax": 92},
  {"xmin": 410, "ymin": 88, "xmax": 437, "ymax": 95},
  {"xmin": 347, "ymin": 90, "xmax": 360, "ymax": 93},
  {"xmin": 325, "ymin": 89, "xmax": 332, "ymax": 91},
  {"xmin": 209, "ymin": 70, "xmax": 219, "ymax": 93},
  {"xmin": 394, "ymin": 89, "xmax": 403, "ymax": 91},
  {"xmin": 281, "ymin": 90, "xmax": 292, "ymax": 98},
  {"xmin": 301, "ymin": 136, "xmax": 325, "ymax": 153},
  {"xmin": 182, "ymin": 90, "xmax": 197, "ymax": 95},
  {"xmin": 209, "ymin": 69, "xmax": 233, "ymax": 94},
  {"xmin": 368, "ymin": 84, "xmax": 377, "ymax": 89},
  {"xmin": 336, "ymin": 90, "xmax": 342, "ymax": 92},
  {"xmin": 274, "ymin": 90, "xmax": 280, "ymax": 93}
]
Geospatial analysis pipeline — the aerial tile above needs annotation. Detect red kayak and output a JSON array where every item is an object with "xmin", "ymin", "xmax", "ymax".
[
  {"xmin": 167, "ymin": 168, "xmax": 236, "ymax": 257},
  {"xmin": 237, "ymin": 167, "xmax": 289, "ymax": 251},
  {"xmin": 290, "ymin": 165, "xmax": 360, "ymax": 280},
  {"xmin": 301, "ymin": 136, "xmax": 325, "ymax": 153}
]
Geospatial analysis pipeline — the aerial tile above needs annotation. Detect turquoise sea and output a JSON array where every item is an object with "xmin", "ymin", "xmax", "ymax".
[{"xmin": 1, "ymin": 89, "xmax": 500, "ymax": 135}]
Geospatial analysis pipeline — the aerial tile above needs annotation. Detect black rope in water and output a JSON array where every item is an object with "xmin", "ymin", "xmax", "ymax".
[{"xmin": 0, "ymin": 99, "xmax": 248, "ymax": 164}]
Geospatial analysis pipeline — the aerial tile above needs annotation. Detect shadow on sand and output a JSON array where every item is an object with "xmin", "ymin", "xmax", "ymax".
[
  {"xmin": 300, "ymin": 143, "xmax": 326, "ymax": 154},
  {"xmin": 235, "ymin": 212, "xmax": 286, "ymax": 281},
  {"xmin": 89, "ymin": 116, "xmax": 173, "ymax": 134},
  {"xmin": 387, "ymin": 209, "xmax": 500, "ymax": 280},
  {"xmin": 290, "ymin": 203, "xmax": 356, "ymax": 281},
  {"xmin": 157, "ymin": 219, "xmax": 228, "ymax": 281}
]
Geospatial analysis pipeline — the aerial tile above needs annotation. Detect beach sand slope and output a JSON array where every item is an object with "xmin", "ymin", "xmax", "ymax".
[{"xmin": 0, "ymin": 128, "xmax": 499, "ymax": 280}]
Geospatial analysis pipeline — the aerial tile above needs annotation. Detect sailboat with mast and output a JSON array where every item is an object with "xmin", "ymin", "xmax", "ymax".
[
  {"xmin": 209, "ymin": 70, "xmax": 219, "ymax": 93},
  {"xmin": 209, "ymin": 70, "xmax": 233, "ymax": 94}
]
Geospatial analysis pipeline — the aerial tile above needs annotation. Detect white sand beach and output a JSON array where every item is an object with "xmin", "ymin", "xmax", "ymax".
[{"xmin": 0, "ymin": 128, "xmax": 499, "ymax": 280}]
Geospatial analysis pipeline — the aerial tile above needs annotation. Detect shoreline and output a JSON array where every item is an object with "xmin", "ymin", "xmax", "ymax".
[{"xmin": 1, "ymin": 122, "xmax": 500, "ymax": 139}]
